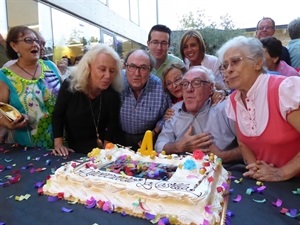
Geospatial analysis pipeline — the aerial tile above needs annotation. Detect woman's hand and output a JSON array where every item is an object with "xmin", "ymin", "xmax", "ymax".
[
  {"xmin": 4, "ymin": 114, "xmax": 29, "ymax": 130},
  {"xmin": 244, "ymin": 161, "xmax": 284, "ymax": 182},
  {"xmin": 52, "ymin": 144, "xmax": 74, "ymax": 157},
  {"xmin": 211, "ymin": 90, "xmax": 226, "ymax": 106},
  {"xmin": 164, "ymin": 108, "xmax": 174, "ymax": 120}
]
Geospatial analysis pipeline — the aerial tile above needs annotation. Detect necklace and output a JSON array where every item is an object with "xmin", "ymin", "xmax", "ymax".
[
  {"xmin": 88, "ymin": 95, "xmax": 103, "ymax": 148},
  {"xmin": 15, "ymin": 62, "xmax": 39, "ymax": 80}
]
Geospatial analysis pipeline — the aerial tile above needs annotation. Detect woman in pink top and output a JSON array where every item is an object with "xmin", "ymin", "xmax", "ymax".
[
  {"xmin": 260, "ymin": 36, "xmax": 299, "ymax": 77},
  {"xmin": 217, "ymin": 36, "xmax": 300, "ymax": 182}
]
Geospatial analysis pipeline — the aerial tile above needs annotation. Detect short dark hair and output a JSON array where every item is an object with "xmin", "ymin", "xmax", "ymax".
[
  {"xmin": 256, "ymin": 17, "xmax": 275, "ymax": 30},
  {"xmin": 260, "ymin": 36, "xmax": 282, "ymax": 64},
  {"xmin": 287, "ymin": 17, "xmax": 300, "ymax": 39},
  {"xmin": 6, "ymin": 25, "xmax": 35, "ymax": 59},
  {"xmin": 124, "ymin": 49, "xmax": 155, "ymax": 71},
  {"xmin": 147, "ymin": 24, "xmax": 171, "ymax": 43}
]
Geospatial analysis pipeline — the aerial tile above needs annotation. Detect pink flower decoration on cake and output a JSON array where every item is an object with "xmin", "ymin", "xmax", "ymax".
[{"xmin": 193, "ymin": 149, "xmax": 205, "ymax": 160}]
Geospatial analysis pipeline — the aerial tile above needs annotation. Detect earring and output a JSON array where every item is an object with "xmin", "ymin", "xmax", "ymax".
[{"xmin": 17, "ymin": 52, "xmax": 21, "ymax": 58}]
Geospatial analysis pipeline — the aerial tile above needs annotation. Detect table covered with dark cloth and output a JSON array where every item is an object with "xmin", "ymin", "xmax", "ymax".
[{"xmin": 0, "ymin": 144, "xmax": 299, "ymax": 225}]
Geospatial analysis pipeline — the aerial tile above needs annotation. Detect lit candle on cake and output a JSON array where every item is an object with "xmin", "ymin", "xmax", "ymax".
[{"xmin": 139, "ymin": 130, "xmax": 156, "ymax": 156}]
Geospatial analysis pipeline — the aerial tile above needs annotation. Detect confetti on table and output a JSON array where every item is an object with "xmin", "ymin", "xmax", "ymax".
[
  {"xmin": 256, "ymin": 185, "xmax": 266, "ymax": 193},
  {"xmin": 252, "ymin": 198, "xmax": 266, "ymax": 203},
  {"xmin": 246, "ymin": 188, "xmax": 254, "ymax": 195},
  {"xmin": 61, "ymin": 207, "xmax": 73, "ymax": 213},
  {"xmin": 48, "ymin": 196, "xmax": 59, "ymax": 202},
  {"xmin": 15, "ymin": 194, "xmax": 31, "ymax": 201},
  {"xmin": 68, "ymin": 198, "xmax": 79, "ymax": 204},
  {"xmin": 34, "ymin": 181, "xmax": 44, "ymax": 188},
  {"xmin": 272, "ymin": 199, "xmax": 282, "ymax": 207},
  {"xmin": 292, "ymin": 188, "xmax": 300, "ymax": 195},
  {"xmin": 280, "ymin": 208, "xmax": 289, "ymax": 214},
  {"xmin": 286, "ymin": 209, "xmax": 298, "ymax": 218},
  {"xmin": 85, "ymin": 197, "xmax": 97, "ymax": 208},
  {"xmin": 234, "ymin": 178, "xmax": 243, "ymax": 184},
  {"xmin": 233, "ymin": 194, "xmax": 242, "ymax": 202},
  {"xmin": 145, "ymin": 212, "xmax": 156, "ymax": 220},
  {"xmin": 157, "ymin": 217, "xmax": 170, "ymax": 225},
  {"xmin": 256, "ymin": 181, "xmax": 263, "ymax": 186},
  {"xmin": 35, "ymin": 167, "xmax": 46, "ymax": 172}
]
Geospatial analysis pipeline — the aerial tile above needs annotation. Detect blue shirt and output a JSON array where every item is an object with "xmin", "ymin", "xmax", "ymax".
[
  {"xmin": 287, "ymin": 39, "xmax": 300, "ymax": 68},
  {"xmin": 120, "ymin": 72, "xmax": 171, "ymax": 134},
  {"xmin": 155, "ymin": 99, "xmax": 236, "ymax": 152}
]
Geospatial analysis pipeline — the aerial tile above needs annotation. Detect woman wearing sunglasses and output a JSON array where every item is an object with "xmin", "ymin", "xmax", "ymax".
[{"xmin": 0, "ymin": 25, "xmax": 61, "ymax": 148}]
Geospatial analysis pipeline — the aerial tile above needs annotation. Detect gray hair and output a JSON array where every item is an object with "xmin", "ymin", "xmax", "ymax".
[
  {"xmin": 185, "ymin": 65, "xmax": 216, "ymax": 84},
  {"xmin": 287, "ymin": 17, "xmax": 300, "ymax": 39},
  {"xmin": 68, "ymin": 43, "xmax": 123, "ymax": 93},
  {"xmin": 216, "ymin": 36, "xmax": 266, "ymax": 73}
]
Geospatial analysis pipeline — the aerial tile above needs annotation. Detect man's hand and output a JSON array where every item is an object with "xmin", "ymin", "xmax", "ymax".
[{"xmin": 176, "ymin": 126, "xmax": 212, "ymax": 153}]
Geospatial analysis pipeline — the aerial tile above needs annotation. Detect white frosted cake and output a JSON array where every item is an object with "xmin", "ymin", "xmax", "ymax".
[{"xmin": 43, "ymin": 145, "xmax": 229, "ymax": 225}]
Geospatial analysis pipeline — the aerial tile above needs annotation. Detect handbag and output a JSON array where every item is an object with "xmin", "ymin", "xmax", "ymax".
[{"xmin": 0, "ymin": 102, "xmax": 22, "ymax": 122}]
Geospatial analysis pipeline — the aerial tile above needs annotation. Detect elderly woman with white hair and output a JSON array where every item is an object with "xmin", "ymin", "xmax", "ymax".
[
  {"xmin": 217, "ymin": 36, "xmax": 300, "ymax": 182},
  {"xmin": 52, "ymin": 43, "xmax": 123, "ymax": 156}
]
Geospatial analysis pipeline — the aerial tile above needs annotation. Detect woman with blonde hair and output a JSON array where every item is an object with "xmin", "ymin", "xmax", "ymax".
[
  {"xmin": 180, "ymin": 29, "xmax": 225, "ymax": 90},
  {"xmin": 52, "ymin": 43, "xmax": 123, "ymax": 156}
]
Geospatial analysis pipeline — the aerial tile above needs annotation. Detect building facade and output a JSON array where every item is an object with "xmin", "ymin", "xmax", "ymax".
[{"xmin": 0, "ymin": 0, "xmax": 157, "ymax": 64}]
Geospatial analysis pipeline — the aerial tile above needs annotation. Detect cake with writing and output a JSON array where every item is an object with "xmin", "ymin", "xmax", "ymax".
[{"xmin": 42, "ymin": 145, "xmax": 229, "ymax": 225}]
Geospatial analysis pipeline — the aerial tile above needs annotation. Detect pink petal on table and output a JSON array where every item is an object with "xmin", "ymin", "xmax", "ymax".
[
  {"xmin": 256, "ymin": 185, "xmax": 266, "ymax": 193},
  {"xmin": 233, "ymin": 194, "xmax": 242, "ymax": 202},
  {"xmin": 272, "ymin": 199, "xmax": 282, "ymax": 207},
  {"xmin": 280, "ymin": 208, "xmax": 289, "ymax": 214}
]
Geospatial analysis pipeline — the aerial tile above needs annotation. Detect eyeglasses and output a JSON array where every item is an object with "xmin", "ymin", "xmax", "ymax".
[
  {"xmin": 16, "ymin": 37, "xmax": 40, "ymax": 45},
  {"xmin": 258, "ymin": 26, "xmax": 274, "ymax": 31},
  {"xmin": 126, "ymin": 63, "xmax": 150, "ymax": 74},
  {"xmin": 149, "ymin": 40, "xmax": 169, "ymax": 47},
  {"xmin": 219, "ymin": 56, "xmax": 254, "ymax": 72},
  {"xmin": 165, "ymin": 77, "xmax": 182, "ymax": 88},
  {"xmin": 180, "ymin": 78, "xmax": 210, "ymax": 89}
]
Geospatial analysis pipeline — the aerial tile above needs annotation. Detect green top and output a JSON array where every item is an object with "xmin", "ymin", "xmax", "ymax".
[{"xmin": 151, "ymin": 54, "xmax": 184, "ymax": 80}]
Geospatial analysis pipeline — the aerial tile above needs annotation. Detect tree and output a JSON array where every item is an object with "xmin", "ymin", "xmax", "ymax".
[{"xmin": 170, "ymin": 10, "xmax": 245, "ymax": 57}]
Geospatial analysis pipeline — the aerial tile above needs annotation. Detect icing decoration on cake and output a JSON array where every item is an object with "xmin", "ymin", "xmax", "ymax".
[{"xmin": 42, "ymin": 144, "xmax": 229, "ymax": 225}]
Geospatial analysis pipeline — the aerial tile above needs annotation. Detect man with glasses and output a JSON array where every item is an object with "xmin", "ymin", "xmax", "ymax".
[
  {"xmin": 147, "ymin": 24, "xmax": 184, "ymax": 80},
  {"xmin": 155, "ymin": 66, "xmax": 241, "ymax": 164},
  {"xmin": 256, "ymin": 17, "xmax": 291, "ymax": 66},
  {"xmin": 118, "ymin": 49, "xmax": 171, "ymax": 151}
]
